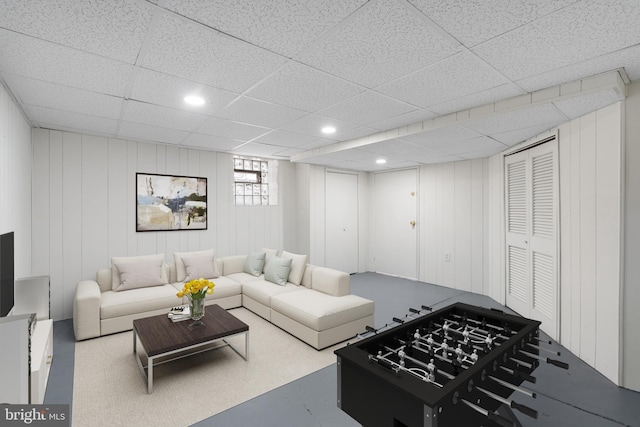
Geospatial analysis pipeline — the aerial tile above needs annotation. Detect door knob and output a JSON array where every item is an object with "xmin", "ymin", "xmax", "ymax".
[{"xmin": 410, "ymin": 220, "xmax": 416, "ymax": 227}]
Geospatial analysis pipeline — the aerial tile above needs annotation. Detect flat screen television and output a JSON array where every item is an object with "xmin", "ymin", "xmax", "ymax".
[{"xmin": 0, "ymin": 231, "xmax": 15, "ymax": 317}]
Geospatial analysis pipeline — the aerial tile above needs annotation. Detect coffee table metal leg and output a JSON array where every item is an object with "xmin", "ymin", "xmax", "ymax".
[
  {"xmin": 148, "ymin": 356, "xmax": 153, "ymax": 393},
  {"xmin": 224, "ymin": 330, "xmax": 249, "ymax": 360},
  {"xmin": 245, "ymin": 331, "xmax": 249, "ymax": 361}
]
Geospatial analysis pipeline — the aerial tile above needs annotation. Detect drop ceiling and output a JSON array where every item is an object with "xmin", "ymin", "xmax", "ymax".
[{"xmin": 1, "ymin": 0, "xmax": 639, "ymax": 171}]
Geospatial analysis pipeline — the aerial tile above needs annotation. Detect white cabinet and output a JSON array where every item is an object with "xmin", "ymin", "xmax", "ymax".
[
  {"xmin": 0, "ymin": 313, "xmax": 33, "ymax": 404},
  {"xmin": 30, "ymin": 319, "xmax": 53, "ymax": 404},
  {"xmin": 0, "ymin": 275, "xmax": 53, "ymax": 404}
]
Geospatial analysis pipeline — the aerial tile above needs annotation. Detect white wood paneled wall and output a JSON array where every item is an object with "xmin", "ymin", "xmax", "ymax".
[
  {"xmin": 419, "ymin": 159, "xmax": 485, "ymax": 293},
  {"xmin": 556, "ymin": 102, "xmax": 623, "ymax": 385},
  {"xmin": 31, "ymin": 129, "xmax": 287, "ymax": 320},
  {"xmin": 623, "ymin": 81, "xmax": 640, "ymax": 391},
  {"xmin": 0, "ymin": 84, "xmax": 32, "ymax": 278},
  {"xmin": 482, "ymin": 103, "xmax": 623, "ymax": 384}
]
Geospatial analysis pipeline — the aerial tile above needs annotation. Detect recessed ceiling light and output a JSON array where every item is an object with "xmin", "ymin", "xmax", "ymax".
[
  {"xmin": 321, "ymin": 126, "xmax": 336, "ymax": 134},
  {"xmin": 376, "ymin": 158, "xmax": 387, "ymax": 165},
  {"xmin": 184, "ymin": 95, "xmax": 205, "ymax": 106}
]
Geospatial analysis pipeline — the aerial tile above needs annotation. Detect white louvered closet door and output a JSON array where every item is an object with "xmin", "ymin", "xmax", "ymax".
[{"xmin": 505, "ymin": 139, "xmax": 559, "ymax": 340}]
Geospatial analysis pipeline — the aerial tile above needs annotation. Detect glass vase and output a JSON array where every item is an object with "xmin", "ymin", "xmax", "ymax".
[{"xmin": 190, "ymin": 297, "xmax": 205, "ymax": 322}]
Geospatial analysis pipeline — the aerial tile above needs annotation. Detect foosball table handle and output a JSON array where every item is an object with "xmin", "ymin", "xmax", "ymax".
[
  {"xmin": 510, "ymin": 400, "xmax": 538, "ymax": 419},
  {"xmin": 486, "ymin": 410, "xmax": 516, "ymax": 427},
  {"xmin": 547, "ymin": 357, "xmax": 570, "ymax": 370}
]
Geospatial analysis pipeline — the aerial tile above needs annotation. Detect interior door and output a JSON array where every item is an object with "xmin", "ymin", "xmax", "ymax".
[
  {"xmin": 505, "ymin": 139, "xmax": 559, "ymax": 339},
  {"xmin": 373, "ymin": 169, "xmax": 418, "ymax": 279},
  {"xmin": 325, "ymin": 171, "xmax": 359, "ymax": 273}
]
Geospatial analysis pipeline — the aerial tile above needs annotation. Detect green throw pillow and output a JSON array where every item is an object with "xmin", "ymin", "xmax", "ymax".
[
  {"xmin": 244, "ymin": 251, "xmax": 266, "ymax": 276},
  {"xmin": 264, "ymin": 256, "xmax": 292, "ymax": 286}
]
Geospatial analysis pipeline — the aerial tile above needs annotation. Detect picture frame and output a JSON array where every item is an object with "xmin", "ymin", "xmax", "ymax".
[{"xmin": 136, "ymin": 173, "xmax": 207, "ymax": 232}]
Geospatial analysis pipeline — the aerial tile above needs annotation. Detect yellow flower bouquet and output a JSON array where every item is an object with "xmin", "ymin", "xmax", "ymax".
[{"xmin": 177, "ymin": 278, "xmax": 215, "ymax": 321}]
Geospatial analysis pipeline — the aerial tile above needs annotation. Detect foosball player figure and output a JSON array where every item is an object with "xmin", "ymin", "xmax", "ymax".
[{"xmin": 484, "ymin": 332, "xmax": 495, "ymax": 351}]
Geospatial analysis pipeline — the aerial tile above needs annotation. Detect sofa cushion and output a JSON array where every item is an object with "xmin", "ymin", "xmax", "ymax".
[
  {"xmin": 174, "ymin": 249, "xmax": 216, "ymax": 282},
  {"xmin": 281, "ymin": 251, "xmax": 307, "ymax": 286},
  {"xmin": 101, "ymin": 284, "xmax": 178, "ymax": 319},
  {"xmin": 271, "ymin": 289, "xmax": 375, "ymax": 331},
  {"xmin": 112, "ymin": 259, "xmax": 165, "ymax": 291},
  {"xmin": 171, "ymin": 276, "xmax": 241, "ymax": 300},
  {"xmin": 244, "ymin": 251, "xmax": 266, "ymax": 276},
  {"xmin": 300, "ymin": 264, "xmax": 315, "ymax": 289},
  {"xmin": 111, "ymin": 254, "xmax": 168, "ymax": 291},
  {"xmin": 225, "ymin": 271, "xmax": 263, "ymax": 286},
  {"xmin": 264, "ymin": 256, "xmax": 292, "ymax": 286},
  {"xmin": 183, "ymin": 253, "xmax": 220, "ymax": 281},
  {"xmin": 242, "ymin": 280, "xmax": 302, "ymax": 307},
  {"xmin": 263, "ymin": 247, "xmax": 278, "ymax": 263},
  {"xmin": 311, "ymin": 267, "xmax": 350, "ymax": 297}
]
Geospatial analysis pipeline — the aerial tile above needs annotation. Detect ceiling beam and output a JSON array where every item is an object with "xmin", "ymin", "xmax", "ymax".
[{"xmin": 291, "ymin": 69, "xmax": 627, "ymax": 163}]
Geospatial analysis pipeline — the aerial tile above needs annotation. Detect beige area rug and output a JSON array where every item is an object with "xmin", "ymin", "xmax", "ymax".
[{"xmin": 72, "ymin": 308, "xmax": 347, "ymax": 427}]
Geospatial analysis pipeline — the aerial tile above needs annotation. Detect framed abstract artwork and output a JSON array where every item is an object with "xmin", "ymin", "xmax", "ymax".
[{"xmin": 136, "ymin": 173, "xmax": 207, "ymax": 231}]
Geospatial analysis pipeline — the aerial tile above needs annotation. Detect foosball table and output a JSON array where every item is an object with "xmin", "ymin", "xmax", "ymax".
[{"xmin": 335, "ymin": 303, "xmax": 568, "ymax": 427}]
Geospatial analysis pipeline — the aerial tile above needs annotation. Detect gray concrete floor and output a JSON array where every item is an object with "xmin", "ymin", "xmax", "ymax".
[{"xmin": 47, "ymin": 272, "xmax": 639, "ymax": 426}]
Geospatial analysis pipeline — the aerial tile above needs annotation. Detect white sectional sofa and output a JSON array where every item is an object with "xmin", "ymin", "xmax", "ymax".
[{"xmin": 73, "ymin": 250, "xmax": 375, "ymax": 350}]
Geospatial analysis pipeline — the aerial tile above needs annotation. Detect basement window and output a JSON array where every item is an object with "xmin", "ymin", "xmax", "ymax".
[{"xmin": 233, "ymin": 157, "xmax": 277, "ymax": 205}]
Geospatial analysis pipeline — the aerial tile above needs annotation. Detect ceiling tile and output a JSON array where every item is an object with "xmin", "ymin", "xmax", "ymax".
[
  {"xmin": 160, "ymin": 0, "xmax": 367, "ymax": 57},
  {"xmin": 27, "ymin": 106, "xmax": 118, "ymax": 135},
  {"xmin": 488, "ymin": 123, "xmax": 558, "ymax": 146},
  {"xmin": 231, "ymin": 142, "xmax": 291, "ymax": 158},
  {"xmin": 251, "ymin": 130, "xmax": 318, "ymax": 148},
  {"xmin": 552, "ymin": 89, "xmax": 623, "ymax": 120},
  {"xmin": 516, "ymin": 44, "xmax": 640, "ymax": 92},
  {"xmin": 138, "ymin": 12, "xmax": 287, "ymax": 93},
  {"xmin": 429, "ymin": 83, "xmax": 525, "ymax": 115},
  {"xmin": 318, "ymin": 91, "xmax": 416, "ymax": 126},
  {"xmin": 368, "ymin": 109, "xmax": 438, "ymax": 132},
  {"xmin": 377, "ymin": 51, "xmax": 510, "ymax": 108},
  {"xmin": 129, "ymin": 69, "xmax": 238, "ymax": 115},
  {"xmin": 279, "ymin": 114, "xmax": 360, "ymax": 139},
  {"xmin": 0, "ymin": 30, "xmax": 134, "ymax": 97},
  {"xmin": 117, "ymin": 121, "xmax": 188, "ymax": 145},
  {"xmin": 244, "ymin": 61, "xmax": 365, "ymax": 112},
  {"xmin": 196, "ymin": 117, "xmax": 270, "ymax": 141},
  {"xmin": 181, "ymin": 133, "xmax": 244, "ymax": 152},
  {"xmin": 122, "ymin": 100, "xmax": 209, "ymax": 132},
  {"xmin": 0, "ymin": 0, "xmax": 153, "ymax": 63},
  {"xmin": 216, "ymin": 97, "xmax": 307, "ymax": 129},
  {"xmin": 408, "ymin": 0, "xmax": 578, "ymax": 47},
  {"xmin": 3, "ymin": 74, "xmax": 123, "ymax": 119},
  {"xmin": 472, "ymin": 0, "xmax": 640, "ymax": 80},
  {"xmin": 436, "ymin": 136, "xmax": 506, "ymax": 156},
  {"xmin": 296, "ymin": 0, "xmax": 461, "ymax": 88}
]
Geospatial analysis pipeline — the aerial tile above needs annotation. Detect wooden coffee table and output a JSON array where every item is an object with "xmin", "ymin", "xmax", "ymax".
[{"xmin": 133, "ymin": 304, "xmax": 249, "ymax": 393}]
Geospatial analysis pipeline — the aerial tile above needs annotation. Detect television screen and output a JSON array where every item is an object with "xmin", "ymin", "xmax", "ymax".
[{"xmin": 0, "ymin": 231, "xmax": 15, "ymax": 317}]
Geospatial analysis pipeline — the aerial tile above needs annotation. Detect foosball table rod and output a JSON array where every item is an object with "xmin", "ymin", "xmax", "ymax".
[
  {"xmin": 460, "ymin": 398, "xmax": 517, "ymax": 427},
  {"xmin": 475, "ymin": 386, "xmax": 538, "ymax": 419},
  {"xmin": 518, "ymin": 349, "xmax": 570, "ymax": 370}
]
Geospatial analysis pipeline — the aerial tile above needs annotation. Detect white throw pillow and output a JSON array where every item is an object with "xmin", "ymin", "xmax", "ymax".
[
  {"xmin": 112, "ymin": 258, "xmax": 165, "ymax": 291},
  {"xmin": 182, "ymin": 254, "xmax": 220, "ymax": 281},
  {"xmin": 263, "ymin": 247, "xmax": 279, "ymax": 264},
  {"xmin": 111, "ymin": 254, "xmax": 167, "ymax": 291},
  {"xmin": 174, "ymin": 249, "xmax": 215, "ymax": 282},
  {"xmin": 281, "ymin": 251, "xmax": 307, "ymax": 286},
  {"xmin": 244, "ymin": 251, "xmax": 266, "ymax": 277},
  {"xmin": 264, "ymin": 256, "xmax": 292, "ymax": 286}
]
